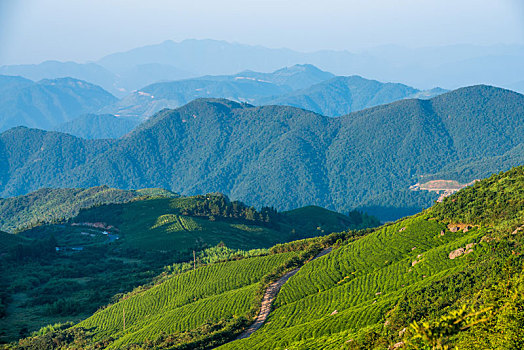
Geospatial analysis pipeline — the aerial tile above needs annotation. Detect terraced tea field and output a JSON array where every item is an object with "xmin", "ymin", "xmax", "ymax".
[
  {"xmin": 219, "ymin": 215, "xmax": 485, "ymax": 349},
  {"xmin": 77, "ymin": 251, "xmax": 299, "ymax": 348}
]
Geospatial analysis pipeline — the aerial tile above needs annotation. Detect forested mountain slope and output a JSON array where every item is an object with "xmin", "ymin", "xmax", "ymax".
[
  {"xmin": 0, "ymin": 76, "xmax": 117, "ymax": 131},
  {"xmin": 0, "ymin": 85, "xmax": 522, "ymax": 220}
]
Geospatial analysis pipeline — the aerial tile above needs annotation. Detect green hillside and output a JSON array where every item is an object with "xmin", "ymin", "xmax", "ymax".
[
  {"xmin": 0, "ymin": 186, "xmax": 178, "ymax": 233},
  {"xmin": 218, "ymin": 166, "xmax": 524, "ymax": 349},
  {"xmin": 9, "ymin": 166, "xmax": 523, "ymax": 349},
  {"xmin": 0, "ymin": 76, "xmax": 117, "ymax": 132},
  {"xmin": 0, "ymin": 85, "xmax": 523, "ymax": 221},
  {"xmin": 69, "ymin": 193, "xmax": 367, "ymax": 252},
  {"xmin": 0, "ymin": 192, "xmax": 369, "ymax": 343}
]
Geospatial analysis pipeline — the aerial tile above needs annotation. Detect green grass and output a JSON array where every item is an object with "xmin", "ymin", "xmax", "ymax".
[{"xmin": 0, "ymin": 186, "xmax": 177, "ymax": 233}]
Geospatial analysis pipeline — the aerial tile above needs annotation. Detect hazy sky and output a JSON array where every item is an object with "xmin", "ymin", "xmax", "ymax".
[{"xmin": 1, "ymin": 0, "xmax": 523, "ymax": 65}]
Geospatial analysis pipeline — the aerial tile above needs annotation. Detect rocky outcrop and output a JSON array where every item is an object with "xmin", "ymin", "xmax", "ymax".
[
  {"xmin": 449, "ymin": 247, "xmax": 465, "ymax": 259},
  {"xmin": 449, "ymin": 243, "xmax": 476, "ymax": 259}
]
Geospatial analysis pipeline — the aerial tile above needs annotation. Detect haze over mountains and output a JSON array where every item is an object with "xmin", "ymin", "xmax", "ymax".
[
  {"xmin": 1, "ymin": 85, "xmax": 522, "ymax": 221},
  {"xmin": 260, "ymin": 76, "xmax": 445, "ymax": 117},
  {"xmin": 1, "ymin": 39, "xmax": 522, "ymax": 220},
  {"xmin": 2, "ymin": 40, "xmax": 523, "ymax": 96},
  {"xmin": 1, "ymin": 39, "xmax": 522, "ymax": 139}
]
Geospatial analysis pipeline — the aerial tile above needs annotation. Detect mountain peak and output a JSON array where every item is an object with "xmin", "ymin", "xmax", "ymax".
[{"xmin": 273, "ymin": 64, "xmax": 332, "ymax": 76}]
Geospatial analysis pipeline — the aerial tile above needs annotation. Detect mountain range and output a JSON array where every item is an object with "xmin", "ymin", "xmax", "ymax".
[
  {"xmin": 260, "ymin": 76, "xmax": 445, "ymax": 117},
  {"xmin": 1, "ymin": 85, "xmax": 522, "ymax": 220},
  {"xmin": 2, "ymin": 40, "xmax": 523, "ymax": 95},
  {"xmin": 103, "ymin": 65, "xmax": 445, "ymax": 120}
]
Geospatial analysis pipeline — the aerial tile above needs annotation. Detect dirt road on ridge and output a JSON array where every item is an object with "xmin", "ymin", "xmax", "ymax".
[{"xmin": 235, "ymin": 247, "xmax": 332, "ymax": 340}]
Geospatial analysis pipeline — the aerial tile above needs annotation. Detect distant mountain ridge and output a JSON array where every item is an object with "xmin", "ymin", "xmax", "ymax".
[
  {"xmin": 104, "ymin": 66, "xmax": 443, "ymax": 119},
  {"xmin": 102, "ymin": 64, "xmax": 333, "ymax": 118},
  {"xmin": 261, "ymin": 75, "xmax": 445, "ymax": 117},
  {"xmin": 3, "ymin": 39, "xmax": 523, "ymax": 96},
  {"xmin": 0, "ymin": 61, "xmax": 195, "ymax": 97},
  {"xmin": 0, "ymin": 65, "xmax": 445, "ymax": 136},
  {"xmin": 0, "ymin": 76, "xmax": 117, "ymax": 132},
  {"xmin": 196, "ymin": 64, "xmax": 335, "ymax": 90},
  {"xmin": 54, "ymin": 114, "xmax": 140, "ymax": 139},
  {"xmin": 95, "ymin": 39, "xmax": 524, "ymax": 90},
  {"xmin": 1, "ymin": 85, "xmax": 522, "ymax": 220}
]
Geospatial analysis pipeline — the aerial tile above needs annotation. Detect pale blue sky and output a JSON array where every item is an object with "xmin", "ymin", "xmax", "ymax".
[{"xmin": 1, "ymin": 0, "xmax": 523, "ymax": 65}]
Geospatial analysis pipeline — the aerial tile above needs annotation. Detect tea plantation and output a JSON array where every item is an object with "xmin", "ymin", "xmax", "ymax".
[{"xmin": 5, "ymin": 166, "xmax": 524, "ymax": 349}]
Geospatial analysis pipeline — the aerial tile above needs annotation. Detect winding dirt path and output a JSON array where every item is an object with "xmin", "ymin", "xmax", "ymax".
[{"xmin": 236, "ymin": 247, "xmax": 332, "ymax": 340}]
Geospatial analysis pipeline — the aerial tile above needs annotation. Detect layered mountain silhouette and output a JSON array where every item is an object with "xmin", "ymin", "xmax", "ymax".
[
  {"xmin": 102, "ymin": 64, "xmax": 333, "ymax": 118},
  {"xmin": 3, "ymin": 40, "xmax": 523, "ymax": 94},
  {"xmin": 261, "ymin": 76, "xmax": 446, "ymax": 117},
  {"xmin": 1, "ymin": 85, "xmax": 522, "ymax": 220},
  {"xmin": 2, "ymin": 65, "xmax": 443, "ymax": 134},
  {"xmin": 103, "ymin": 65, "xmax": 442, "ymax": 119},
  {"xmin": 0, "ymin": 76, "xmax": 117, "ymax": 132}
]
